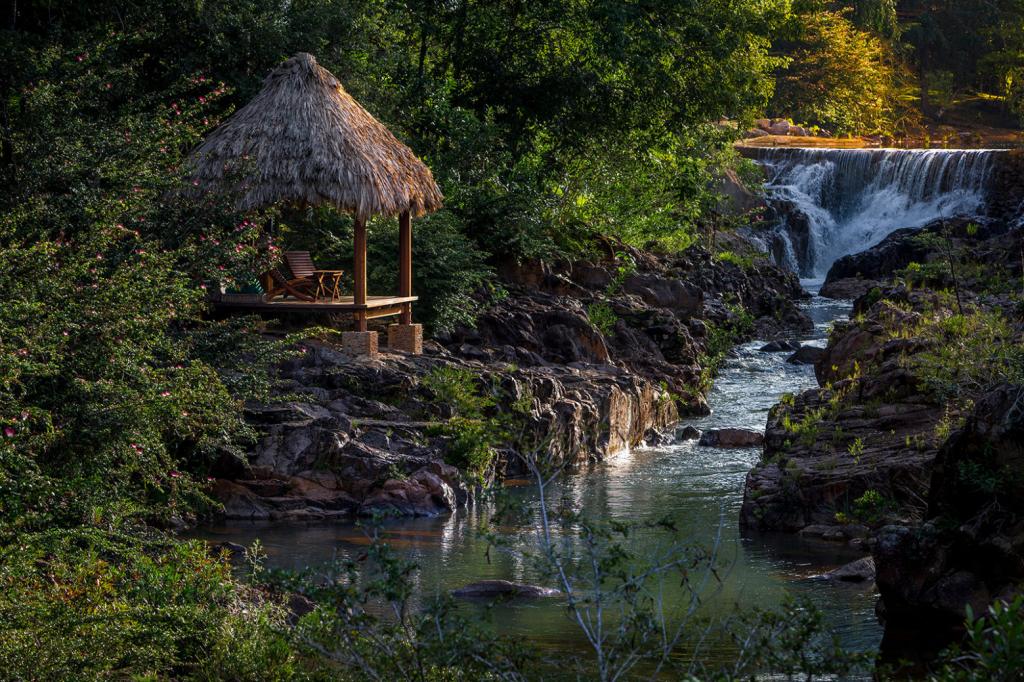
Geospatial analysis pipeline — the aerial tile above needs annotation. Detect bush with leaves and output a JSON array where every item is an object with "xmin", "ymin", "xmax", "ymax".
[
  {"xmin": 0, "ymin": 528, "xmax": 302, "ymax": 681},
  {"xmin": 933, "ymin": 596, "xmax": 1024, "ymax": 682}
]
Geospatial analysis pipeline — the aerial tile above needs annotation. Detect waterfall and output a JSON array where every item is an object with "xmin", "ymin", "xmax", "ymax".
[{"xmin": 756, "ymin": 148, "xmax": 1004, "ymax": 277}]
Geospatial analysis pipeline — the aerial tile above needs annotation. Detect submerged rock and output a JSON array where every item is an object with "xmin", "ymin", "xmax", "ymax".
[
  {"xmin": 699, "ymin": 428, "xmax": 764, "ymax": 448},
  {"xmin": 452, "ymin": 580, "xmax": 561, "ymax": 600}
]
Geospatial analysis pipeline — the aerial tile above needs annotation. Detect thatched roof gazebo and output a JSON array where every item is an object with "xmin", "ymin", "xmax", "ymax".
[{"xmin": 190, "ymin": 52, "xmax": 443, "ymax": 354}]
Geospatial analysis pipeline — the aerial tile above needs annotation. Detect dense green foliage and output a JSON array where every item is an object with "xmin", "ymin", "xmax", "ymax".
[
  {"xmin": 0, "ymin": 3, "xmax": 788, "ymax": 676},
  {"xmin": 897, "ymin": 0, "xmax": 1024, "ymax": 122},
  {"xmin": 0, "ymin": 530, "xmax": 301, "ymax": 680},
  {"xmin": 0, "ymin": 0, "xmax": 794, "ymax": 538},
  {"xmin": 772, "ymin": 3, "xmax": 908, "ymax": 135},
  {"xmin": 2, "ymin": 1, "xmax": 1024, "ymax": 679},
  {"xmin": 768, "ymin": 1, "xmax": 1024, "ymax": 134}
]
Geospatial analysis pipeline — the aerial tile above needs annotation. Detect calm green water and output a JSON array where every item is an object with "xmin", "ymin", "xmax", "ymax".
[{"xmin": 194, "ymin": 287, "xmax": 882, "ymax": 666}]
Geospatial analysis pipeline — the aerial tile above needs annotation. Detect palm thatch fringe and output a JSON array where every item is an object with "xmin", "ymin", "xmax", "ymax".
[{"xmin": 187, "ymin": 52, "xmax": 443, "ymax": 220}]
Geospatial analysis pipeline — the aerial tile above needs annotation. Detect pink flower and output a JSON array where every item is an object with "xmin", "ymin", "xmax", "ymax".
[
  {"xmin": 198, "ymin": 96, "xmax": 206, "ymax": 104},
  {"xmin": 3, "ymin": 427, "xmax": 14, "ymax": 437},
  {"xmin": 160, "ymin": 391, "xmax": 171, "ymax": 397},
  {"xmin": 169, "ymin": 471, "xmax": 180, "ymax": 479}
]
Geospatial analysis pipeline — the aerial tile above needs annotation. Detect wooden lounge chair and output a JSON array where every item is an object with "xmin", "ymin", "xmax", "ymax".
[
  {"xmin": 263, "ymin": 267, "xmax": 316, "ymax": 302},
  {"xmin": 284, "ymin": 251, "xmax": 344, "ymax": 301}
]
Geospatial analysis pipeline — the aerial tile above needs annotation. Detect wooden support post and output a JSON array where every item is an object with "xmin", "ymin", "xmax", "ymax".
[
  {"xmin": 353, "ymin": 216, "xmax": 368, "ymax": 332},
  {"xmin": 398, "ymin": 210, "xmax": 413, "ymax": 325}
]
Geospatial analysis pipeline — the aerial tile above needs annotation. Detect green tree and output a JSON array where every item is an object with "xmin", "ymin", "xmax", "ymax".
[{"xmin": 772, "ymin": 8, "xmax": 904, "ymax": 134}]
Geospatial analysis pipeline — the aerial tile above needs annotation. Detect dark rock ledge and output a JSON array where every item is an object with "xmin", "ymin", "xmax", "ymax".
[{"xmin": 210, "ymin": 243, "xmax": 813, "ymax": 521}]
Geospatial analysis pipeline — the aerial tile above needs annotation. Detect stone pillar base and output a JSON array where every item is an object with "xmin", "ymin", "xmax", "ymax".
[
  {"xmin": 388, "ymin": 323, "xmax": 423, "ymax": 354},
  {"xmin": 342, "ymin": 331, "xmax": 379, "ymax": 358}
]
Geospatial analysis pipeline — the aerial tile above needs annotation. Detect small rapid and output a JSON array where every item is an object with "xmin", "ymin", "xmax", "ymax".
[{"xmin": 757, "ymin": 148, "xmax": 1004, "ymax": 277}]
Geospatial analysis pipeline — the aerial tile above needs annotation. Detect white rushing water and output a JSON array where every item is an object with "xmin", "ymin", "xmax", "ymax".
[{"xmin": 758, "ymin": 148, "xmax": 1004, "ymax": 277}]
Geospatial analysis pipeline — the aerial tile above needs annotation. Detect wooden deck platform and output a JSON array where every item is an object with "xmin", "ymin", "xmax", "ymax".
[{"xmin": 211, "ymin": 294, "xmax": 417, "ymax": 318}]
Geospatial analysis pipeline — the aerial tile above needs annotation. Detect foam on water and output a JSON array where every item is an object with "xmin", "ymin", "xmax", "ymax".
[{"xmin": 758, "ymin": 148, "xmax": 1003, "ymax": 276}]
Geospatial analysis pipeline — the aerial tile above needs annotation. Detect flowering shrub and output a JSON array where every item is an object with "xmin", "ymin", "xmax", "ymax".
[{"xmin": 0, "ymin": 38, "xmax": 293, "ymax": 535}]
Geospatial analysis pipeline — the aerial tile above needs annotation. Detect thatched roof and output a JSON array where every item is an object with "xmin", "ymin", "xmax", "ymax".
[{"xmin": 187, "ymin": 53, "xmax": 443, "ymax": 220}]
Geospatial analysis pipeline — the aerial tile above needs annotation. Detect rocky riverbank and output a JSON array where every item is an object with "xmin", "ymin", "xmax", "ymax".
[
  {"xmin": 211, "ymin": 241, "xmax": 811, "ymax": 521},
  {"xmin": 741, "ymin": 218, "xmax": 1024, "ymax": 655}
]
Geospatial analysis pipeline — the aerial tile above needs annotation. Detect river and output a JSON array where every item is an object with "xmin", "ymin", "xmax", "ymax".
[{"xmin": 194, "ymin": 282, "xmax": 881, "ymax": 668}]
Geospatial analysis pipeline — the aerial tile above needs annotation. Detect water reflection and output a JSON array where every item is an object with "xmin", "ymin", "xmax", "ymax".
[{"xmin": 192, "ymin": 288, "xmax": 882, "ymax": 665}]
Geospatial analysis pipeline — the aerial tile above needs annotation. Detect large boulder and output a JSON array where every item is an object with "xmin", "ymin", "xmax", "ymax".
[
  {"xmin": 742, "ymin": 301, "xmax": 945, "ymax": 534},
  {"xmin": 819, "ymin": 277, "xmax": 880, "ymax": 300},
  {"xmin": 786, "ymin": 345, "xmax": 825, "ymax": 365},
  {"xmin": 828, "ymin": 556, "xmax": 876, "ymax": 583},
  {"xmin": 823, "ymin": 226, "xmax": 935, "ymax": 288},
  {"xmin": 699, "ymin": 428, "xmax": 764, "ymax": 448},
  {"xmin": 821, "ymin": 218, "xmax": 1005, "ymax": 299},
  {"xmin": 622, "ymin": 272, "xmax": 703, "ymax": 317},
  {"xmin": 359, "ymin": 468, "xmax": 458, "ymax": 518},
  {"xmin": 769, "ymin": 200, "xmax": 815, "ymax": 277},
  {"xmin": 714, "ymin": 168, "xmax": 765, "ymax": 216},
  {"xmin": 875, "ymin": 385, "xmax": 1024, "ymax": 631}
]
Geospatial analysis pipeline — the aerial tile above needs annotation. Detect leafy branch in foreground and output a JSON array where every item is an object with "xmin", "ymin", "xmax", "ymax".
[{"xmin": 283, "ymin": 516, "xmax": 535, "ymax": 681}]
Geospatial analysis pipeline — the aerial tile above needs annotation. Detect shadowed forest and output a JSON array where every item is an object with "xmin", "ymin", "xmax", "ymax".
[{"xmin": 2, "ymin": 1, "xmax": 1024, "ymax": 680}]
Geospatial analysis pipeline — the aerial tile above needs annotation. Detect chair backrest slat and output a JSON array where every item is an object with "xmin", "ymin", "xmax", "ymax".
[
  {"xmin": 268, "ymin": 268, "xmax": 290, "ymax": 286},
  {"xmin": 285, "ymin": 251, "xmax": 316, "ymax": 279}
]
